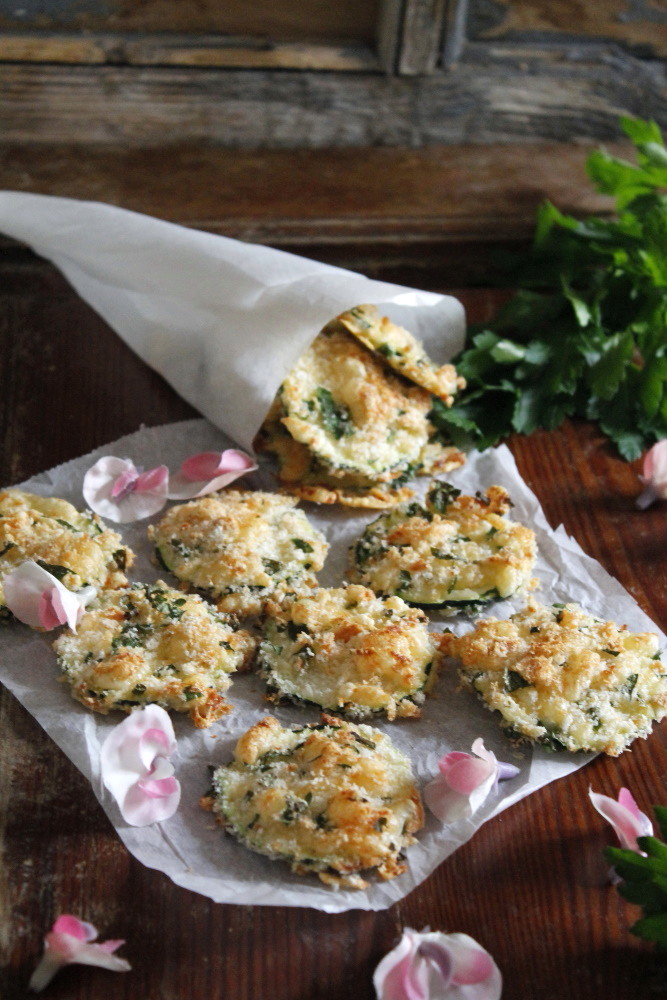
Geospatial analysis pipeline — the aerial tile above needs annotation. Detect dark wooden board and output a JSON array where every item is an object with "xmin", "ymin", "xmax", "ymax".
[
  {"xmin": 0, "ymin": 43, "xmax": 664, "ymax": 147},
  {"xmin": 0, "ymin": 140, "xmax": 619, "ymax": 287},
  {"xmin": 1, "ymin": 248, "xmax": 666, "ymax": 1000}
]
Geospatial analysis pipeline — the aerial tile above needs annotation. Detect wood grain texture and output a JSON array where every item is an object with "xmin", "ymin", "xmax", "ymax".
[
  {"xmin": 0, "ymin": 43, "xmax": 663, "ymax": 147},
  {"xmin": 468, "ymin": 0, "xmax": 667, "ymax": 58},
  {"xmin": 0, "ymin": 0, "xmax": 381, "ymax": 43},
  {"xmin": 0, "ymin": 33, "xmax": 380, "ymax": 71},
  {"xmin": 1, "ymin": 246, "xmax": 666, "ymax": 1000},
  {"xmin": 0, "ymin": 140, "xmax": 618, "ymax": 289}
]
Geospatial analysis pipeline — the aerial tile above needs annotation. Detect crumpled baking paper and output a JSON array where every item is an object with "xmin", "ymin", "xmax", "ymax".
[
  {"xmin": 0, "ymin": 193, "xmax": 663, "ymax": 911},
  {"xmin": 0, "ymin": 418, "xmax": 663, "ymax": 914},
  {"xmin": 0, "ymin": 191, "xmax": 465, "ymax": 451}
]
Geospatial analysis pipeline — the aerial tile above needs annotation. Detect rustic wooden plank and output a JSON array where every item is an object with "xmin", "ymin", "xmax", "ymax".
[
  {"xmin": 376, "ymin": 0, "xmax": 404, "ymax": 73},
  {"xmin": 0, "ymin": 0, "xmax": 381, "ymax": 44},
  {"xmin": 0, "ymin": 32, "xmax": 379, "ymax": 71},
  {"xmin": 468, "ymin": 0, "xmax": 667, "ymax": 58},
  {"xmin": 0, "ymin": 140, "xmax": 619, "ymax": 285},
  {"xmin": 442, "ymin": 0, "xmax": 469, "ymax": 67},
  {"xmin": 0, "ymin": 43, "xmax": 663, "ymax": 147},
  {"xmin": 398, "ymin": 0, "xmax": 448, "ymax": 73}
]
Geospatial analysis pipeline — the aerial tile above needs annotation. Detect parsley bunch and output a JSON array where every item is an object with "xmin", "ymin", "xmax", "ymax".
[
  {"xmin": 607, "ymin": 806, "xmax": 667, "ymax": 988},
  {"xmin": 431, "ymin": 117, "xmax": 667, "ymax": 460}
]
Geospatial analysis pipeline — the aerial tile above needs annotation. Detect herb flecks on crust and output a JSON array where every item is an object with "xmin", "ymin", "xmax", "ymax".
[
  {"xmin": 54, "ymin": 581, "xmax": 256, "ymax": 727},
  {"xmin": 149, "ymin": 490, "xmax": 328, "ymax": 617},
  {"xmin": 350, "ymin": 484, "xmax": 536, "ymax": 612},
  {"xmin": 444, "ymin": 599, "xmax": 667, "ymax": 755},
  {"xmin": 202, "ymin": 714, "xmax": 424, "ymax": 889},
  {"xmin": 0, "ymin": 488, "xmax": 133, "ymax": 613},
  {"xmin": 258, "ymin": 584, "xmax": 442, "ymax": 720}
]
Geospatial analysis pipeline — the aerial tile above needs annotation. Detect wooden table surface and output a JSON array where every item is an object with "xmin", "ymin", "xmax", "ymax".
[{"xmin": 1, "ymin": 241, "xmax": 666, "ymax": 1000}]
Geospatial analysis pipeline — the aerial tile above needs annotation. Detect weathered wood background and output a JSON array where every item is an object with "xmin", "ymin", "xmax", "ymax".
[{"xmin": 0, "ymin": 0, "xmax": 664, "ymax": 146}]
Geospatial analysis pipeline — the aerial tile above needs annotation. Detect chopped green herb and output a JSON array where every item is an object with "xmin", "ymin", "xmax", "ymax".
[
  {"xmin": 352, "ymin": 732, "xmax": 377, "ymax": 750},
  {"xmin": 111, "ymin": 622, "xmax": 154, "ymax": 650},
  {"xmin": 426, "ymin": 482, "xmax": 461, "ymax": 513},
  {"xmin": 505, "ymin": 670, "xmax": 530, "ymax": 692},
  {"xmin": 183, "ymin": 686, "xmax": 203, "ymax": 701},
  {"xmin": 315, "ymin": 387, "xmax": 354, "ymax": 440},
  {"xmin": 377, "ymin": 342, "xmax": 398, "ymax": 358},
  {"xmin": 292, "ymin": 539, "xmax": 314, "ymax": 553},
  {"xmin": 113, "ymin": 548, "xmax": 128, "ymax": 571},
  {"xmin": 35, "ymin": 560, "xmax": 71, "ymax": 582},
  {"xmin": 262, "ymin": 558, "xmax": 282, "ymax": 575},
  {"xmin": 623, "ymin": 673, "xmax": 639, "ymax": 698},
  {"xmin": 55, "ymin": 518, "xmax": 78, "ymax": 532}
]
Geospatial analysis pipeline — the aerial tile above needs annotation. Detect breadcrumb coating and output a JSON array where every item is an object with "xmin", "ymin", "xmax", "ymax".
[
  {"xmin": 202, "ymin": 714, "xmax": 424, "ymax": 889},
  {"xmin": 443, "ymin": 599, "xmax": 667, "ymax": 755}
]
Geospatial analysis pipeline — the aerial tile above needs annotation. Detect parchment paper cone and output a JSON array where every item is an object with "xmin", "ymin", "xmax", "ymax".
[{"xmin": 0, "ymin": 192, "xmax": 465, "ymax": 450}]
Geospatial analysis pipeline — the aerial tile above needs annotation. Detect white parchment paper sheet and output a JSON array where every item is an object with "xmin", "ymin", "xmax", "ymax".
[
  {"xmin": 1, "ymin": 419, "xmax": 663, "ymax": 913},
  {"xmin": 0, "ymin": 191, "xmax": 465, "ymax": 452}
]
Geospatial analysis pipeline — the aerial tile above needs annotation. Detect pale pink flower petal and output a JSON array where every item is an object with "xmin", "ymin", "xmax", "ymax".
[
  {"xmin": 83, "ymin": 456, "xmax": 169, "ymax": 523},
  {"xmin": 51, "ymin": 915, "xmax": 97, "ymax": 941},
  {"xmin": 3, "ymin": 561, "xmax": 95, "ymax": 631},
  {"xmin": 441, "ymin": 756, "xmax": 496, "ymax": 796},
  {"xmin": 167, "ymin": 448, "xmax": 257, "ymax": 499},
  {"xmin": 374, "ymin": 928, "xmax": 502, "ymax": 1000},
  {"xmin": 29, "ymin": 915, "xmax": 130, "ymax": 992},
  {"xmin": 424, "ymin": 739, "xmax": 519, "ymax": 824},
  {"xmin": 589, "ymin": 786, "xmax": 653, "ymax": 852},
  {"xmin": 100, "ymin": 705, "xmax": 181, "ymax": 826},
  {"xmin": 637, "ymin": 439, "xmax": 667, "ymax": 509}
]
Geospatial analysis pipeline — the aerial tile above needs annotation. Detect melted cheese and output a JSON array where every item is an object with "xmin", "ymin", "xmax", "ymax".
[
  {"xmin": 54, "ymin": 581, "xmax": 256, "ymax": 727},
  {"xmin": 205, "ymin": 714, "xmax": 423, "ymax": 889},
  {"xmin": 444, "ymin": 599, "xmax": 667, "ymax": 755}
]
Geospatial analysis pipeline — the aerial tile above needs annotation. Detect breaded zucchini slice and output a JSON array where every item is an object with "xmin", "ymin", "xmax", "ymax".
[
  {"xmin": 0, "ymin": 488, "xmax": 133, "ymax": 616},
  {"xmin": 336, "ymin": 304, "xmax": 465, "ymax": 404},
  {"xmin": 349, "ymin": 483, "xmax": 536, "ymax": 612},
  {"xmin": 54, "ymin": 581, "xmax": 256, "ymax": 727},
  {"xmin": 443, "ymin": 599, "xmax": 667, "ymax": 756},
  {"xmin": 278, "ymin": 326, "xmax": 435, "ymax": 480},
  {"xmin": 256, "ymin": 404, "xmax": 464, "ymax": 509},
  {"xmin": 255, "ymin": 415, "xmax": 417, "ymax": 508},
  {"xmin": 148, "ymin": 490, "xmax": 328, "ymax": 618},
  {"xmin": 202, "ymin": 714, "xmax": 424, "ymax": 889},
  {"xmin": 258, "ymin": 584, "xmax": 441, "ymax": 720}
]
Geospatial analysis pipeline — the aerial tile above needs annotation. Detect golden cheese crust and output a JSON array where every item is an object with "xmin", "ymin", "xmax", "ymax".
[
  {"xmin": 0, "ymin": 488, "xmax": 133, "ymax": 614},
  {"xmin": 258, "ymin": 584, "xmax": 441, "ymax": 720},
  {"xmin": 336, "ymin": 304, "xmax": 465, "ymax": 404},
  {"xmin": 148, "ymin": 490, "xmax": 328, "ymax": 617},
  {"xmin": 443, "ymin": 599, "xmax": 667, "ymax": 755},
  {"xmin": 54, "ymin": 581, "xmax": 256, "ymax": 727},
  {"xmin": 256, "ymin": 403, "xmax": 465, "ymax": 510},
  {"xmin": 203, "ymin": 714, "xmax": 424, "ymax": 889},
  {"xmin": 349, "ymin": 483, "xmax": 536, "ymax": 611},
  {"xmin": 278, "ymin": 326, "xmax": 435, "ymax": 480},
  {"xmin": 255, "ymin": 416, "xmax": 418, "ymax": 508}
]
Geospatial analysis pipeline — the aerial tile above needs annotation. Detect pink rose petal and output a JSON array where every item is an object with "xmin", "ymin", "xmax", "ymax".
[
  {"xmin": 424, "ymin": 739, "xmax": 519, "ymax": 825},
  {"xmin": 589, "ymin": 786, "xmax": 653, "ymax": 852},
  {"xmin": 637, "ymin": 440, "xmax": 667, "ymax": 509},
  {"xmin": 83, "ymin": 456, "xmax": 169, "ymax": 523},
  {"xmin": 51, "ymin": 915, "xmax": 97, "ymax": 942},
  {"xmin": 110, "ymin": 466, "xmax": 140, "ymax": 499},
  {"xmin": 374, "ymin": 929, "xmax": 502, "ymax": 1000},
  {"xmin": 29, "ymin": 915, "xmax": 130, "ymax": 992},
  {"xmin": 168, "ymin": 448, "xmax": 257, "ymax": 500},
  {"xmin": 100, "ymin": 706, "xmax": 181, "ymax": 826},
  {"xmin": 443, "ymin": 756, "xmax": 496, "ymax": 796},
  {"xmin": 3, "ymin": 561, "xmax": 94, "ymax": 631}
]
